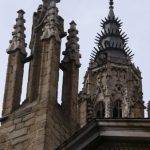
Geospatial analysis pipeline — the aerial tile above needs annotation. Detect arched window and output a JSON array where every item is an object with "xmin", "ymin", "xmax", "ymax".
[
  {"xmin": 95, "ymin": 101, "xmax": 105, "ymax": 118},
  {"xmin": 113, "ymin": 100, "xmax": 122, "ymax": 118}
]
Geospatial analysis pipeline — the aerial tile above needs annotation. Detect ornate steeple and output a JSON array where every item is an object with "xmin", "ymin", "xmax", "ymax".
[
  {"xmin": 78, "ymin": 0, "xmax": 144, "ymax": 126},
  {"xmin": 7, "ymin": 9, "xmax": 27, "ymax": 55},
  {"xmin": 90, "ymin": 0, "xmax": 134, "ymax": 64}
]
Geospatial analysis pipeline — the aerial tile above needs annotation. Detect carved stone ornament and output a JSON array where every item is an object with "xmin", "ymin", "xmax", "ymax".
[
  {"xmin": 7, "ymin": 10, "xmax": 26, "ymax": 55},
  {"xmin": 41, "ymin": 2, "xmax": 60, "ymax": 42}
]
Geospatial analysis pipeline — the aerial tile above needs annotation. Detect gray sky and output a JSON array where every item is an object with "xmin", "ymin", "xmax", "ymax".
[{"xmin": 0, "ymin": 0, "xmax": 150, "ymax": 116}]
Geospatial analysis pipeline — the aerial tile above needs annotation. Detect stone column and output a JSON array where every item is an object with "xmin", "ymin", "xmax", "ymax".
[
  {"xmin": 105, "ymin": 96, "xmax": 111, "ymax": 118},
  {"xmin": 26, "ymin": 5, "xmax": 44, "ymax": 102},
  {"xmin": 3, "ymin": 10, "xmax": 27, "ymax": 116},
  {"xmin": 61, "ymin": 21, "xmax": 81, "ymax": 123},
  {"xmin": 39, "ymin": 0, "xmax": 62, "ymax": 106}
]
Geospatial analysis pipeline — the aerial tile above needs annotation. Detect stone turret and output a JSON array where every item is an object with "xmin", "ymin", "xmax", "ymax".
[
  {"xmin": 78, "ymin": 0, "xmax": 144, "ymax": 127},
  {"xmin": 2, "ymin": 10, "xmax": 27, "ymax": 116},
  {"xmin": 61, "ymin": 21, "xmax": 81, "ymax": 124}
]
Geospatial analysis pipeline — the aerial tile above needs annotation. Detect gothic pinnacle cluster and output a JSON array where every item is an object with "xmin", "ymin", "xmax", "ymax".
[
  {"xmin": 1, "ymin": 0, "xmax": 81, "ymax": 149},
  {"xmin": 1, "ymin": 0, "xmax": 82, "ymax": 142}
]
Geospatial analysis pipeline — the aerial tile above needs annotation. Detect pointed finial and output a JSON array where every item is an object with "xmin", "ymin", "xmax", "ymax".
[
  {"xmin": 17, "ymin": 9, "xmax": 25, "ymax": 15},
  {"xmin": 108, "ymin": 0, "xmax": 115, "ymax": 19},
  {"xmin": 109, "ymin": 0, "xmax": 114, "ymax": 9},
  {"xmin": 61, "ymin": 20, "xmax": 81, "ymax": 68},
  {"xmin": 70, "ymin": 20, "xmax": 77, "ymax": 30},
  {"xmin": 70, "ymin": 20, "xmax": 76, "ymax": 25},
  {"xmin": 7, "ymin": 9, "xmax": 27, "ymax": 55}
]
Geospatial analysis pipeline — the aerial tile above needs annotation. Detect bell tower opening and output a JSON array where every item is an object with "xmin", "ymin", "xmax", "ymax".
[
  {"xmin": 113, "ymin": 100, "xmax": 122, "ymax": 118},
  {"xmin": 95, "ymin": 101, "xmax": 105, "ymax": 118}
]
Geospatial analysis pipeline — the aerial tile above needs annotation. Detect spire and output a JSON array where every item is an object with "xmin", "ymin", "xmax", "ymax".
[
  {"xmin": 7, "ymin": 9, "xmax": 27, "ymax": 55},
  {"xmin": 90, "ymin": 0, "xmax": 134, "ymax": 63},
  {"xmin": 61, "ymin": 21, "xmax": 81, "ymax": 68},
  {"xmin": 108, "ymin": 0, "xmax": 115, "ymax": 19},
  {"xmin": 109, "ymin": 0, "xmax": 114, "ymax": 8}
]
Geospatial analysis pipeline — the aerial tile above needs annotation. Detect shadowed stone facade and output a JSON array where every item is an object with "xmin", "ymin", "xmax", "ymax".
[{"xmin": 0, "ymin": 0, "xmax": 150, "ymax": 150}]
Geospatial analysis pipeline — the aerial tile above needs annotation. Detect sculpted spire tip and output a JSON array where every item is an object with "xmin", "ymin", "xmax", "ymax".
[{"xmin": 109, "ymin": 0, "xmax": 114, "ymax": 9}]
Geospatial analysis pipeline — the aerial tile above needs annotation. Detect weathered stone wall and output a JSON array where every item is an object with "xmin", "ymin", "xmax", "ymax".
[
  {"xmin": 0, "ymin": 101, "xmax": 46, "ymax": 150},
  {"xmin": 78, "ymin": 100, "xmax": 87, "ymax": 127},
  {"xmin": 26, "ymin": 30, "xmax": 43, "ymax": 103},
  {"xmin": 3, "ymin": 52, "xmax": 25, "ymax": 116},
  {"xmin": 0, "ymin": 101, "xmax": 71, "ymax": 150},
  {"xmin": 44, "ymin": 105, "xmax": 71, "ymax": 150}
]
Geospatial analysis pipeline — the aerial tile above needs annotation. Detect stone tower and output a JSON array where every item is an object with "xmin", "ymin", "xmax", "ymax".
[
  {"xmin": 78, "ymin": 0, "xmax": 145, "ymax": 127},
  {"xmin": 0, "ymin": 0, "xmax": 80, "ymax": 149}
]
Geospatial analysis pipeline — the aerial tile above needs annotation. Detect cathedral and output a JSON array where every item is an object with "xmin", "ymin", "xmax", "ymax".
[{"xmin": 0, "ymin": 0, "xmax": 150, "ymax": 149}]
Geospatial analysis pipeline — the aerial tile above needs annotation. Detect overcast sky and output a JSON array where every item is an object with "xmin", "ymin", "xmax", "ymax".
[{"xmin": 0, "ymin": 0, "xmax": 150, "ymax": 116}]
